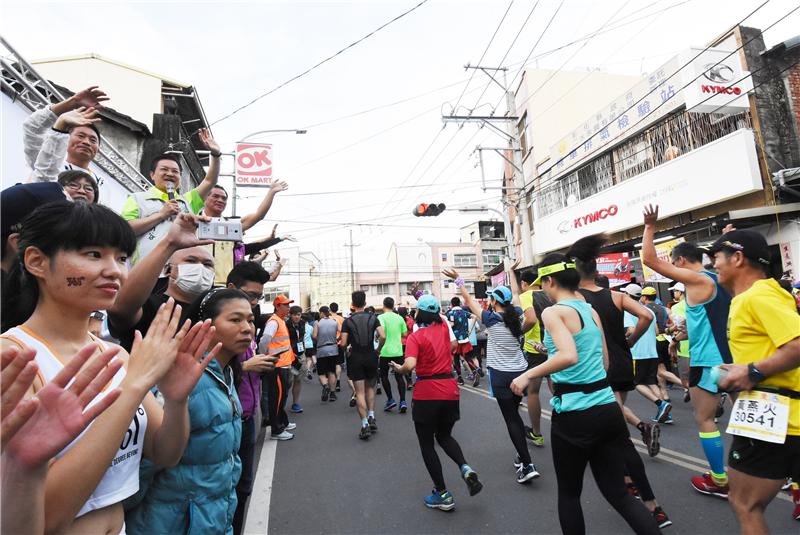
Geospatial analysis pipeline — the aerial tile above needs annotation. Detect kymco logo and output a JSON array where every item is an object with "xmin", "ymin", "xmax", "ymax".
[{"xmin": 558, "ymin": 204, "xmax": 619, "ymax": 234}]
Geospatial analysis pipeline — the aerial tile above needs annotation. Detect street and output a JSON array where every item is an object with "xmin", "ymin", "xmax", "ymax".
[{"xmin": 244, "ymin": 377, "xmax": 797, "ymax": 534}]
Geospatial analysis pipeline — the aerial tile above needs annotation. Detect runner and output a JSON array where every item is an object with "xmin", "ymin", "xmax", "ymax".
[
  {"xmin": 258, "ymin": 294, "xmax": 297, "ymax": 441},
  {"xmin": 313, "ymin": 306, "xmax": 340, "ymax": 402},
  {"xmin": 641, "ymin": 204, "xmax": 733, "ymax": 498},
  {"xmin": 398, "ymin": 306, "xmax": 416, "ymax": 389},
  {"xmin": 710, "ymin": 230, "xmax": 800, "ymax": 533},
  {"xmin": 378, "ymin": 297, "xmax": 408, "ymax": 413},
  {"xmin": 340, "ymin": 291, "xmax": 385, "ymax": 440},
  {"xmin": 390, "ymin": 295, "xmax": 482, "ymax": 511},
  {"xmin": 303, "ymin": 312, "xmax": 317, "ymax": 381},
  {"xmin": 442, "ymin": 266, "xmax": 540, "ymax": 484},
  {"xmin": 446, "ymin": 297, "xmax": 480, "ymax": 387},
  {"xmin": 642, "ymin": 286, "xmax": 684, "ymax": 416},
  {"xmin": 666, "ymin": 282, "xmax": 692, "ymax": 401},
  {"xmin": 510, "ymin": 254, "xmax": 661, "ymax": 534}
]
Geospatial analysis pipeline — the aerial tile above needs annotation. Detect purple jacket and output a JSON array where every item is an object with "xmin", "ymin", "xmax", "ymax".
[{"xmin": 237, "ymin": 340, "xmax": 261, "ymax": 418}]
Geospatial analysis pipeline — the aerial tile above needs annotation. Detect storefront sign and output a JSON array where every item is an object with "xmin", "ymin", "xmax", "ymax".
[
  {"xmin": 596, "ymin": 253, "xmax": 631, "ymax": 287},
  {"xmin": 641, "ymin": 238, "xmax": 685, "ymax": 283},
  {"xmin": 235, "ymin": 143, "xmax": 273, "ymax": 186}
]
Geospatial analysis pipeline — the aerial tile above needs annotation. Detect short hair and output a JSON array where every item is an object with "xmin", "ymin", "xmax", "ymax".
[
  {"xmin": 226, "ymin": 261, "xmax": 269, "ymax": 287},
  {"xmin": 289, "ymin": 305, "xmax": 302, "ymax": 315},
  {"xmin": 319, "ymin": 305, "xmax": 330, "ymax": 316},
  {"xmin": 211, "ymin": 184, "xmax": 228, "ymax": 197},
  {"xmin": 450, "ymin": 296, "xmax": 461, "ymax": 307},
  {"xmin": 671, "ymin": 242, "xmax": 704, "ymax": 264},
  {"xmin": 57, "ymin": 170, "xmax": 99, "ymax": 203},
  {"xmin": 69, "ymin": 123, "xmax": 101, "ymax": 141},
  {"xmin": 329, "ymin": 302, "xmax": 339, "ymax": 312},
  {"xmin": 520, "ymin": 270, "xmax": 537, "ymax": 284},
  {"xmin": 383, "ymin": 296, "xmax": 395, "ymax": 309},
  {"xmin": 351, "ymin": 291, "xmax": 366, "ymax": 308},
  {"xmin": 149, "ymin": 153, "xmax": 183, "ymax": 174}
]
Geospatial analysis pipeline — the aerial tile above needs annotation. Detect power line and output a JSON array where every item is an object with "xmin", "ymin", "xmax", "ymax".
[
  {"xmin": 505, "ymin": 0, "xmax": 567, "ymax": 91},
  {"xmin": 210, "ymin": 0, "xmax": 431, "ymax": 126}
]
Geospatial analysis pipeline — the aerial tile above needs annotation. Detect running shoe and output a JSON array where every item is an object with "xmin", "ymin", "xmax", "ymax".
[
  {"xmin": 655, "ymin": 401, "xmax": 672, "ymax": 424},
  {"xmin": 683, "ymin": 388, "xmax": 691, "ymax": 403},
  {"xmin": 359, "ymin": 425, "xmax": 371, "ymax": 440},
  {"xmin": 290, "ymin": 403, "xmax": 303, "ymax": 413},
  {"xmin": 466, "ymin": 372, "xmax": 475, "ymax": 383},
  {"xmin": 524, "ymin": 426, "xmax": 545, "ymax": 447},
  {"xmin": 329, "ymin": 391, "xmax": 337, "ymax": 402},
  {"xmin": 321, "ymin": 385, "xmax": 330, "ymax": 402},
  {"xmin": 652, "ymin": 506, "xmax": 672, "ymax": 529},
  {"xmin": 460, "ymin": 465, "xmax": 483, "ymax": 496},
  {"xmin": 407, "ymin": 380, "xmax": 414, "ymax": 391},
  {"xmin": 349, "ymin": 395, "xmax": 357, "ymax": 407},
  {"xmin": 335, "ymin": 380, "xmax": 341, "ymax": 392},
  {"xmin": 424, "ymin": 490, "xmax": 455, "ymax": 511},
  {"xmin": 791, "ymin": 486, "xmax": 800, "ymax": 521},
  {"xmin": 399, "ymin": 400, "xmax": 408, "ymax": 413},
  {"xmin": 270, "ymin": 430, "xmax": 294, "ymax": 441},
  {"xmin": 627, "ymin": 482, "xmax": 640, "ymax": 499},
  {"xmin": 384, "ymin": 399, "xmax": 397, "ymax": 412},
  {"xmin": 286, "ymin": 422, "xmax": 297, "ymax": 431},
  {"xmin": 472, "ymin": 373, "xmax": 481, "ymax": 387},
  {"xmin": 715, "ymin": 392, "xmax": 728, "ymax": 419},
  {"xmin": 782, "ymin": 478, "xmax": 793, "ymax": 491},
  {"xmin": 306, "ymin": 369, "xmax": 313, "ymax": 381},
  {"xmin": 457, "ymin": 376, "xmax": 465, "ymax": 386},
  {"xmin": 368, "ymin": 415, "xmax": 378, "ymax": 432},
  {"xmin": 690, "ymin": 472, "xmax": 729, "ymax": 499},
  {"xmin": 640, "ymin": 423, "xmax": 661, "ymax": 457},
  {"xmin": 477, "ymin": 368, "xmax": 485, "ymax": 377},
  {"xmin": 516, "ymin": 464, "xmax": 540, "ymax": 484},
  {"xmin": 376, "ymin": 385, "xmax": 382, "ymax": 395}
]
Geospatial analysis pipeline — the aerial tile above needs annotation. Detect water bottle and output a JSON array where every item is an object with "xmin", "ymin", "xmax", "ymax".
[{"xmin": 709, "ymin": 365, "xmax": 728, "ymax": 387}]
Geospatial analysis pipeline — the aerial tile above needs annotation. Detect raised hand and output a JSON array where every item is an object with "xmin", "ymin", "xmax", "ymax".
[
  {"xmin": 54, "ymin": 107, "xmax": 101, "ymax": 132},
  {"xmin": 3, "ymin": 344, "xmax": 123, "ymax": 469},
  {"xmin": 2, "ymin": 347, "xmax": 40, "ymax": 448},
  {"xmin": 442, "ymin": 268, "xmax": 460, "ymax": 280},
  {"xmin": 165, "ymin": 213, "xmax": 213, "ymax": 249},
  {"xmin": 157, "ymin": 319, "xmax": 220, "ymax": 402},
  {"xmin": 197, "ymin": 128, "xmax": 220, "ymax": 155},
  {"xmin": 722, "ymin": 223, "xmax": 737, "ymax": 234},
  {"xmin": 282, "ymin": 234, "xmax": 297, "ymax": 242},
  {"xmin": 268, "ymin": 224, "xmax": 278, "ymax": 240},
  {"xmin": 642, "ymin": 204, "xmax": 659, "ymax": 226},
  {"xmin": 269, "ymin": 180, "xmax": 289, "ymax": 195},
  {"xmin": 69, "ymin": 86, "xmax": 109, "ymax": 110}
]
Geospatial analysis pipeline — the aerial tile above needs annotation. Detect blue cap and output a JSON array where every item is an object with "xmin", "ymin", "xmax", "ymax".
[
  {"xmin": 416, "ymin": 294, "xmax": 440, "ymax": 313},
  {"xmin": 489, "ymin": 285, "xmax": 512, "ymax": 304},
  {"xmin": 1, "ymin": 182, "xmax": 67, "ymax": 245}
]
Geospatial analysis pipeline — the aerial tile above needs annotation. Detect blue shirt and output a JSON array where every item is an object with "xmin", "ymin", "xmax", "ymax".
[
  {"xmin": 686, "ymin": 271, "xmax": 733, "ymax": 367},
  {"xmin": 544, "ymin": 300, "xmax": 616, "ymax": 413},
  {"xmin": 624, "ymin": 309, "xmax": 657, "ymax": 360}
]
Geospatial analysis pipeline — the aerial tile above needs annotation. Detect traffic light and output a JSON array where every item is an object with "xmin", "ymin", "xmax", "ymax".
[{"xmin": 412, "ymin": 203, "xmax": 446, "ymax": 217}]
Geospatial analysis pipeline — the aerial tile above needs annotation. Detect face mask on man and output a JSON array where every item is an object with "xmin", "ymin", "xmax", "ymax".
[{"xmin": 174, "ymin": 263, "xmax": 214, "ymax": 298}]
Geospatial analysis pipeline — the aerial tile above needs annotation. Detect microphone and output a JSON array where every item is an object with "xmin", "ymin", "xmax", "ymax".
[{"xmin": 166, "ymin": 184, "xmax": 175, "ymax": 201}]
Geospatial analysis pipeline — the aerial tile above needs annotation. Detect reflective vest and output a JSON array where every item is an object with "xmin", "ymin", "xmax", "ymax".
[{"xmin": 268, "ymin": 315, "xmax": 294, "ymax": 368}]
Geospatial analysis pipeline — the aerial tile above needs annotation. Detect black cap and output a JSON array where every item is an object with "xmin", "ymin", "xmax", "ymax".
[
  {"xmin": 710, "ymin": 230, "xmax": 771, "ymax": 266},
  {"xmin": 1, "ymin": 182, "xmax": 67, "ymax": 245}
]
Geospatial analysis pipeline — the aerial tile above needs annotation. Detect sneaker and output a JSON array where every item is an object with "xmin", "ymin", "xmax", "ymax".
[
  {"xmin": 477, "ymin": 367, "xmax": 485, "ymax": 377},
  {"xmin": 384, "ymin": 399, "xmax": 397, "ymax": 412},
  {"xmin": 683, "ymin": 388, "xmax": 691, "ymax": 403},
  {"xmin": 321, "ymin": 386, "xmax": 330, "ymax": 402},
  {"xmin": 368, "ymin": 415, "xmax": 378, "ymax": 432},
  {"xmin": 460, "ymin": 465, "xmax": 483, "ymax": 496},
  {"xmin": 290, "ymin": 403, "xmax": 303, "ymax": 413},
  {"xmin": 516, "ymin": 464, "xmax": 540, "ymax": 484},
  {"xmin": 306, "ymin": 370, "xmax": 313, "ymax": 381},
  {"xmin": 376, "ymin": 385, "xmax": 382, "ymax": 395},
  {"xmin": 466, "ymin": 372, "xmax": 475, "ymax": 383},
  {"xmin": 472, "ymin": 373, "xmax": 481, "ymax": 387},
  {"xmin": 652, "ymin": 506, "xmax": 672, "ymax": 528},
  {"xmin": 457, "ymin": 376, "xmax": 465, "ymax": 386},
  {"xmin": 524, "ymin": 426, "xmax": 544, "ymax": 447},
  {"xmin": 424, "ymin": 489, "xmax": 455, "ymax": 511},
  {"xmin": 781, "ymin": 478, "xmax": 793, "ymax": 491},
  {"xmin": 335, "ymin": 380, "xmax": 341, "ymax": 392},
  {"xmin": 690, "ymin": 472, "xmax": 729, "ymax": 499},
  {"xmin": 359, "ymin": 425, "xmax": 371, "ymax": 440},
  {"xmin": 407, "ymin": 380, "xmax": 414, "ymax": 391},
  {"xmin": 655, "ymin": 401, "xmax": 672, "ymax": 424},
  {"xmin": 329, "ymin": 391, "xmax": 337, "ymax": 402},
  {"xmin": 399, "ymin": 400, "xmax": 408, "ymax": 413},
  {"xmin": 286, "ymin": 422, "xmax": 297, "ymax": 430},
  {"xmin": 716, "ymin": 392, "xmax": 728, "ymax": 419},
  {"xmin": 270, "ymin": 430, "xmax": 294, "ymax": 441},
  {"xmin": 640, "ymin": 423, "xmax": 661, "ymax": 457},
  {"xmin": 349, "ymin": 395, "xmax": 357, "ymax": 407},
  {"xmin": 627, "ymin": 482, "xmax": 640, "ymax": 499}
]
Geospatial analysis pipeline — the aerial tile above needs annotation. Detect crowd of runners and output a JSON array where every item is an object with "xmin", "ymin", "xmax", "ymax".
[{"xmin": 0, "ymin": 84, "xmax": 799, "ymax": 535}]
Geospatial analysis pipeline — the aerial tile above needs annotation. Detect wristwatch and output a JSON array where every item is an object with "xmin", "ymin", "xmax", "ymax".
[{"xmin": 747, "ymin": 363, "xmax": 766, "ymax": 384}]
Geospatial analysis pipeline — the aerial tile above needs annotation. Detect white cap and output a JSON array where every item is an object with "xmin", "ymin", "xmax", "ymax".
[
  {"xmin": 668, "ymin": 282, "xmax": 686, "ymax": 292},
  {"xmin": 623, "ymin": 283, "xmax": 643, "ymax": 296}
]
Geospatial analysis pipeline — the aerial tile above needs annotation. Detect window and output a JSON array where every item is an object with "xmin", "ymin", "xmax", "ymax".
[
  {"xmin": 441, "ymin": 253, "xmax": 448, "ymax": 261},
  {"xmin": 453, "ymin": 254, "xmax": 477, "ymax": 267},
  {"xmin": 375, "ymin": 283, "xmax": 390, "ymax": 294},
  {"xmin": 482, "ymin": 249, "xmax": 503, "ymax": 267},
  {"xmin": 518, "ymin": 112, "xmax": 529, "ymax": 156},
  {"xmin": 264, "ymin": 287, "xmax": 291, "ymax": 303},
  {"xmin": 360, "ymin": 285, "xmax": 370, "ymax": 292}
]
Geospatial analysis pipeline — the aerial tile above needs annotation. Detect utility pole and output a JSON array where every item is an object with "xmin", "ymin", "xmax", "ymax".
[
  {"xmin": 442, "ymin": 64, "xmax": 535, "ymax": 266},
  {"xmin": 344, "ymin": 228, "xmax": 361, "ymax": 296}
]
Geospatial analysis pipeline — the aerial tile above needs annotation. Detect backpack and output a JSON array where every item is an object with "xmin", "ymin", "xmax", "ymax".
[{"xmin": 448, "ymin": 308, "xmax": 470, "ymax": 341}]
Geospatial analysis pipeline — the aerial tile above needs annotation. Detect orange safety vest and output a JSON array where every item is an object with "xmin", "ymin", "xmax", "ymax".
[{"xmin": 268, "ymin": 315, "xmax": 294, "ymax": 368}]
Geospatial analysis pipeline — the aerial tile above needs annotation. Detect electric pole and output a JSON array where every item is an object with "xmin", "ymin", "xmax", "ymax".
[{"xmin": 345, "ymin": 228, "xmax": 361, "ymax": 295}]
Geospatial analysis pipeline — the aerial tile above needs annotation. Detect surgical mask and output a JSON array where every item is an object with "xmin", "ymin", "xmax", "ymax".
[{"xmin": 174, "ymin": 263, "xmax": 214, "ymax": 298}]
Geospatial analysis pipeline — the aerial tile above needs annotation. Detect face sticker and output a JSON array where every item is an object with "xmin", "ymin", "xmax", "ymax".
[{"xmin": 66, "ymin": 277, "xmax": 85, "ymax": 287}]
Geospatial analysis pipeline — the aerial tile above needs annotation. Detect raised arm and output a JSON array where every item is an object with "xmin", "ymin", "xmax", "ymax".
[
  {"xmin": 240, "ymin": 181, "xmax": 288, "ymax": 231},
  {"xmin": 442, "ymin": 268, "xmax": 482, "ymax": 317},
  {"xmin": 269, "ymin": 250, "xmax": 285, "ymax": 281},
  {"xmin": 193, "ymin": 128, "xmax": 221, "ymax": 200}
]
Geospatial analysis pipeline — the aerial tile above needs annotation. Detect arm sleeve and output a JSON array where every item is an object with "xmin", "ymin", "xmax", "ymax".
[
  {"xmin": 257, "ymin": 320, "xmax": 279, "ymax": 353},
  {"xmin": 23, "ymin": 108, "xmax": 69, "ymax": 182},
  {"xmin": 22, "ymin": 108, "xmax": 56, "ymax": 169},
  {"xmin": 244, "ymin": 237, "xmax": 283, "ymax": 256},
  {"xmin": 121, "ymin": 195, "xmax": 140, "ymax": 221},
  {"xmin": 185, "ymin": 189, "xmax": 205, "ymax": 214}
]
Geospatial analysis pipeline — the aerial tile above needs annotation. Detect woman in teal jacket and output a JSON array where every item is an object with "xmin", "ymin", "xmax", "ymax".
[{"xmin": 127, "ymin": 289, "xmax": 254, "ymax": 534}]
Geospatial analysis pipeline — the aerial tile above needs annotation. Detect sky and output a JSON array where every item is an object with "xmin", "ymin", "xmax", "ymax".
[{"xmin": 2, "ymin": 0, "xmax": 799, "ymax": 276}]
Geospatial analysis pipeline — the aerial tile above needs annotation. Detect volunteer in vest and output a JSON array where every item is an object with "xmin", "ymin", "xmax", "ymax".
[
  {"xmin": 710, "ymin": 230, "xmax": 800, "ymax": 534},
  {"xmin": 641, "ymin": 204, "xmax": 733, "ymax": 498},
  {"xmin": 0, "ymin": 201, "xmax": 218, "ymax": 535},
  {"xmin": 121, "ymin": 128, "xmax": 221, "ymax": 266},
  {"xmin": 510, "ymin": 253, "xmax": 664, "ymax": 534},
  {"xmin": 390, "ymin": 295, "xmax": 483, "ymax": 511},
  {"xmin": 258, "ymin": 294, "xmax": 297, "ymax": 440},
  {"xmin": 126, "ymin": 288, "xmax": 252, "ymax": 535},
  {"xmin": 200, "ymin": 180, "xmax": 289, "ymax": 285}
]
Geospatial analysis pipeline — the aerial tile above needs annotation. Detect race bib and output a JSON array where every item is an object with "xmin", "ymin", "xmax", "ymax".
[{"xmin": 726, "ymin": 390, "xmax": 790, "ymax": 444}]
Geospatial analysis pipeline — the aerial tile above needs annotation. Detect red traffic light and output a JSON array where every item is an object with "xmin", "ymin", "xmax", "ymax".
[{"xmin": 412, "ymin": 203, "xmax": 446, "ymax": 216}]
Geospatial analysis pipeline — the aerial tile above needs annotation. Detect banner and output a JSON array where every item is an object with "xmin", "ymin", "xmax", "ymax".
[
  {"xmin": 235, "ymin": 143, "xmax": 273, "ymax": 186},
  {"xmin": 642, "ymin": 237, "xmax": 685, "ymax": 282},
  {"xmin": 596, "ymin": 252, "xmax": 631, "ymax": 288}
]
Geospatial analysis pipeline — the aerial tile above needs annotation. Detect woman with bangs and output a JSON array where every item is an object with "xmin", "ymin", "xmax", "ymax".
[
  {"xmin": 1, "ymin": 201, "xmax": 218, "ymax": 535},
  {"xmin": 510, "ymin": 246, "xmax": 659, "ymax": 535}
]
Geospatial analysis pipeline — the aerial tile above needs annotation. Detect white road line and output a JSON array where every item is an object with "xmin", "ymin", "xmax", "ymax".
[
  {"xmin": 244, "ymin": 432, "xmax": 277, "ymax": 534},
  {"xmin": 458, "ymin": 385, "xmax": 792, "ymax": 503}
]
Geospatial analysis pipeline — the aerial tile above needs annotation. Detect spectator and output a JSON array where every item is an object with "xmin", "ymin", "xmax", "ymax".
[
  {"xmin": 22, "ymin": 86, "xmax": 107, "ymax": 186},
  {"xmin": 121, "ymin": 128, "xmax": 221, "ymax": 265},
  {"xmin": 57, "ymin": 169, "xmax": 98, "ymax": 203}
]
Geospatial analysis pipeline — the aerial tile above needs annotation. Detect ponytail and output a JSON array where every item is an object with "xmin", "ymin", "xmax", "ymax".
[
  {"xmin": 501, "ymin": 303, "xmax": 523, "ymax": 339},
  {"xmin": 566, "ymin": 234, "xmax": 607, "ymax": 279}
]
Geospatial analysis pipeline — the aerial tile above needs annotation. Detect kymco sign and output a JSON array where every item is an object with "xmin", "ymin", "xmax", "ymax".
[{"xmin": 235, "ymin": 143, "xmax": 273, "ymax": 186}]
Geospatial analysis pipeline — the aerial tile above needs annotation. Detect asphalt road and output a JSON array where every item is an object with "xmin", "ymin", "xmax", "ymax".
[{"xmin": 246, "ymin": 375, "xmax": 797, "ymax": 535}]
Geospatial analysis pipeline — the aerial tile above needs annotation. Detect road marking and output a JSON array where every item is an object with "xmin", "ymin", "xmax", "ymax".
[
  {"xmin": 244, "ymin": 432, "xmax": 278, "ymax": 534},
  {"xmin": 459, "ymin": 385, "xmax": 792, "ymax": 503}
]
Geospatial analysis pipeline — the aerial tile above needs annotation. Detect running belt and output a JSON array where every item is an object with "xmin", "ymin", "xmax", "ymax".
[
  {"xmin": 551, "ymin": 379, "xmax": 610, "ymax": 400},
  {"xmin": 416, "ymin": 373, "xmax": 456, "ymax": 381}
]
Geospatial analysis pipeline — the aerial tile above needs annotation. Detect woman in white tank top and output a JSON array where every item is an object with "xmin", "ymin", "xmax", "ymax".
[{"xmin": 0, "ymin": 202, "xmax": 219, "ymax": 535}]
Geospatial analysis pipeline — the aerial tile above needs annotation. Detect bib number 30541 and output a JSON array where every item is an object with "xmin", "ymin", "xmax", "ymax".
[{"xmin": 726, "ymin": 390, "xmax": 790, "ymax": 444}]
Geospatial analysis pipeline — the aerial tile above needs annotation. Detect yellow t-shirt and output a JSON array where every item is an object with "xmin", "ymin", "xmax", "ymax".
[
  {"xmin": 520, "ymin": 290, "xmax": 542, "ymax": 354},
  {"xmin": 728, "ymin": 278, "xmax": 800, "ymax": 435}
]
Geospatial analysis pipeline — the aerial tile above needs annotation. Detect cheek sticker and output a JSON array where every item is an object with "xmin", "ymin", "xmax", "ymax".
[{"xmin": 66, "ymin": 277, "xmax": 85, "ymax": 287}]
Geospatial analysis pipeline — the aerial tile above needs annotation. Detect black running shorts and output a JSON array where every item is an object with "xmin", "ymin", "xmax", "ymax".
[
  {"xmin": 347, "ymin": 352, "xmax": 378, "ymax": 382},
  {"xmin": 729, "ymin": 435, "xmax": 800, "ymax": 481},
  {"xmin": 316, "ymin": 356, "xmax": 336, "ymax": 376},
  {"xmin": 633, "ymin": 358, "xmax": 658, "ymax": 386}
]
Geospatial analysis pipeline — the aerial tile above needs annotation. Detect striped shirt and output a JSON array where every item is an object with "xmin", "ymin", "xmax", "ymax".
[{"xmin": 481, "ymin": 309, "xmax": 526, "ymax": 372}]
